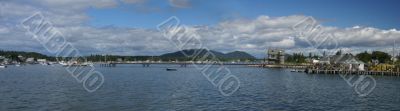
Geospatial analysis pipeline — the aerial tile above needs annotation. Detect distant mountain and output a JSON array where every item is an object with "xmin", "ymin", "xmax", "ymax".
[
  {"xmin": 0, "ymin": 50, "xmax": 55, "ymax": 61},
  {"xmin": 0, "ymin": 50, "xmax": 51, "ymax": 58},
  {"xmin": 224, "ymin": 51, "xmax": 256, "ymax": 59},
  {"xmin": 160, "ymin": 49, "xmax": 256, "ymax": 60}
]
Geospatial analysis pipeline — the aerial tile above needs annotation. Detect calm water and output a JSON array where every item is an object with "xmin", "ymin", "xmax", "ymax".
[{"xmin": 1, "ymin": 64, "xmax": 400, "ymax": 111}]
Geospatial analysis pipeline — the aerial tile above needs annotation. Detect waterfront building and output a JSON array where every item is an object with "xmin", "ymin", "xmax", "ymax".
[
  {"xmin": 37, "ymin": 59, "xmax": 47, "ymax": 62},
  {"xmin": 319, "ymin": 54, "xmax": 365, "ymax": 71},
  {"xmin": 26, "ymin": 58, "xmax": 35, "ymax": 64},
  {"xmin": 0, "ymin": 56, "xmax": 5, "ymax": 63},
  {"xmin": 117, "ymin": 58, "xmax": 123, "ymax": 62},
  {"xmin": 267, "ymin": 48, "xmax": 285, "ymax": 64},
  {"xmin": 17, "ymin": 55, "xmax": 26, "ymax": 61}
]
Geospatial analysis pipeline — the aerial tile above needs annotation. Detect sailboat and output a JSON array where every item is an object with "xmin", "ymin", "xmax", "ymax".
[{"xmin": 15, "ymin": 63, "xmax": 21, "ymax": 67}]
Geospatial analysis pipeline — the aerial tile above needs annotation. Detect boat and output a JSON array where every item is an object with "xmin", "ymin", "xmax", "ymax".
[
  {"xmin": 166, "ymin": 68, "xmax": 177, "ymax": 71},
  {"xmin": 64, "ymin": 63, "xmax": 88, "ymax": 67},
  {"xmin": 0, "ymin": 64, "xmax": 6, "ymax": 68},
  {"xmin": 40, "ymin": 62, "xmax": 50, "ymax": 66},
  {"xmin": 82, "ymin": 62, "xmax": 93, "ymax": 67},
  {"xmin": 59, "ymin": 61, "xmax": 68, "ymax": 66},
  {"xmin": 59, "ymin": 61, "xmax": 90, "ymax": 67},
  {"xmin": 291, "ymin": 69, "xmax": 305, "ymax": 72}
]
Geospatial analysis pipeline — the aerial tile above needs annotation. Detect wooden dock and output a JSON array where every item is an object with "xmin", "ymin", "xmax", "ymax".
[
  {"xmin": 263, "ymin": 64, "xmax": 310, "ymax": 68},
  {"xmin": 306, "ymin": 69, "xmax": 400, "ymax": 76},
  {"xmin": 100, "ymin": 63, "xmax": 116, "ymax": 67}
]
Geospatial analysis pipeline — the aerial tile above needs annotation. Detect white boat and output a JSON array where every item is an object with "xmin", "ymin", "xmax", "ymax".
[
  {"xmin": 59, "ymin": 61, "xmax": 69, "ymax": 66},
  {"xmin": 59, "ymin": 61, "xmax": 91, "ymax": 67},
  {"xmin": 0, "ymin": 64, "xmax": 6, "ymax": 68},
  {"xmin": 166, "ymin": 68, "xmax": 177, "ymax": 71},
  {"xmin": 82, "ymin": 62, "xmax": 93, "ymax": 66},
  {"xmin": 40, "ymin": 62, "xmax": 50, "ymax": 66},
  {"xmin": 290, "ymin": 69, "xmax": 304, "ymax": 72}
]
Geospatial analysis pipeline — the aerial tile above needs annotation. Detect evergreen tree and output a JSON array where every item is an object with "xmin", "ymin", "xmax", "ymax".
[{"xmin": 356, "ymin": 51, "xmax": 372, "ymax": 63}]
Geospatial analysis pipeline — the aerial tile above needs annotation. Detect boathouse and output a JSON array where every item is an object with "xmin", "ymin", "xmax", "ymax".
[{"xmin": 267, "ymin": 48, "xmax": 285, "ymax": 64}]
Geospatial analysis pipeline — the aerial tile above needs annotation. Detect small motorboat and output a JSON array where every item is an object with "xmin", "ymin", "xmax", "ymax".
[
  {"xmin": 0, "ymin": 64, "xmax": 7, "ymax": 68},
  {"xmin": 166, "ymin": 68, "xmax": 177, "ymax": 71}
]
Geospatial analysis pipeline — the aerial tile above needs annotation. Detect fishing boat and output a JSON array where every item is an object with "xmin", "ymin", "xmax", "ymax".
[{"xmin": 166, "ymin": 68, "xmax": 177, "ymax": 71}]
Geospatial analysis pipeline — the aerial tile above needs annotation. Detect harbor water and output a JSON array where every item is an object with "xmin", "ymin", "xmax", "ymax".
[{"xmin": 1, "ymin": 64, "xmax": 400, "ymax": 110}]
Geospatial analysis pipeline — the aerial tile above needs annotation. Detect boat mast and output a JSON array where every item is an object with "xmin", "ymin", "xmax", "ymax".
[{"xmin": 393, "ymin": 40, "xmax": 396, "ymax": 64}]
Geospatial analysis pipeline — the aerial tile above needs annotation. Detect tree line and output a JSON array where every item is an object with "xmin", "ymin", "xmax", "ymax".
[
  {"xmin": 285, "ymin": 50, "xmax": 399, "ymax": 65},
  {"xmin": 0, "ymin": 50, "xmax": 256, "ymax": 62},
  {"xmin": 1, "ymin": 50, "xmax": 399, "ymax": 64}
]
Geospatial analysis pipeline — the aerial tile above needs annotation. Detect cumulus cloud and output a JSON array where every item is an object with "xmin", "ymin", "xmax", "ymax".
[
  {"xmin": 168, "ymin": 0, "xmax": 191, "ymax": 8},
  {"xmin": 121, "ymin": 0, "xmax": 146, "ymax": 4},
  {"xmin": 0, "ymin": 1, "xmax": 88, "ymax": 26},
  {"xmin": 34, "ymin": 0, "xmax": 118, "ymax": 9},
  {"xmin": 0, "ymin": 26, "xmax": 10, "ymax": 34},
  {"xmin": 0, "ymin": 0, "xmax": 399, "ymax": 58}
]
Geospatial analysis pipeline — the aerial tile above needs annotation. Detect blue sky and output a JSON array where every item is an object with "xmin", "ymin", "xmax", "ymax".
[
  {"xmin": 1, "ymin": 0, "xmax": 400, "ymax": 57},
  {"xmin": 87, "ymin": 0, "xmax": 400, "ymax": 29}
]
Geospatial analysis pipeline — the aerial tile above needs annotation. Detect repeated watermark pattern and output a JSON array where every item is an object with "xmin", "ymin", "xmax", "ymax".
[
  {"xmin": 0, "ymin": 2, "xmax": 4, "ymax": 21},
  {"xmin": 0, "ymin": 5, "xmax": 2, "ymax": 18},
  {"xmin": 292, "ymin": 16, "xmax": 376, "ymax": 97},
  {"xmin": 157, "ymin": 16, "xmax": 240, "ymax": 96},
  {"xmin": 20, "ymin": 12, "xmax": 104, "ymax": 93}
]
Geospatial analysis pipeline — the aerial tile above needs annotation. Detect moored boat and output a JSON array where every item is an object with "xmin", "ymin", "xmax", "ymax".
[
  {"xmin": 166, "ymin": 68, "xmax": 177, "ymax": 71},
  {"xmin": 0, "ymin": 64, "xmax": 7, "ymax": 68},
  {"xmin": 59, "ymin": 61, "xmax": 91, "ymax": 67}
]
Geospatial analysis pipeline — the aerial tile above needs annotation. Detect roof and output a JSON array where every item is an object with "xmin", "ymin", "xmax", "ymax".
[{"xmin": 321, "ymin": 54, "xmax": 364, "ymax": 64}]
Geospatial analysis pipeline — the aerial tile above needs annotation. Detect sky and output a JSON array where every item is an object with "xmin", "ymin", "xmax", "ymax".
[{"xmin": 0, "ymin": 0, "xmax": 400, "ymax": 58}]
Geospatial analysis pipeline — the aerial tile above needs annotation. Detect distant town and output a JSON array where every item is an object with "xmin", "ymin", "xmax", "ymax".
[
  {"xmin": 265, "ymin": 48, "xmax": 400, "ymax": 74},
  {"xmin": 1, "ymin": 48, "xmax": 400, "ymax": 73},
  {"xmin": 0, "ymin": 49, "xmax": 400, "ymax": 68}
]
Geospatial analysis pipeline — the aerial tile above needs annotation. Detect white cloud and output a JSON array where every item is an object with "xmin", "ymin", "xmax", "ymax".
[
  {"xmin": 0, "ymin": 26, "xmax": 10, "ymax": 34},
  {"xmin": 1, "ymin": 0, "xmax": 399, "ymax": 58},
  {"xmin": 121, "ymin": 0, "xmax": 146, "ymax": 4},
  {"xmin": 168, "ymin": 0, "xmax": 191, "ymax": 8},
  {"xmin": 34, "ymin": 0, "xmax": 118, "ymax": 9}
]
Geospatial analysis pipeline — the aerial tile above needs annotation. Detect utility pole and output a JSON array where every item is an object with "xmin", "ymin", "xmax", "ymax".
[{"xmin": 393, "ymin": 40, "xmax": 396, "ymax": 64}]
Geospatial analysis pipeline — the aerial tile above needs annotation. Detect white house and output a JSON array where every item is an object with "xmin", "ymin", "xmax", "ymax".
[
  {"xmin": 37, "ymin": 59, "xmax": 47, "ymax": 62},
  {"xmin": 26, "ymin": 58, "xmax": 35, "ymax": 63},
  {"xmin": 319, "ymin": 54, "xmax": 365, "ymax": 71}
]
